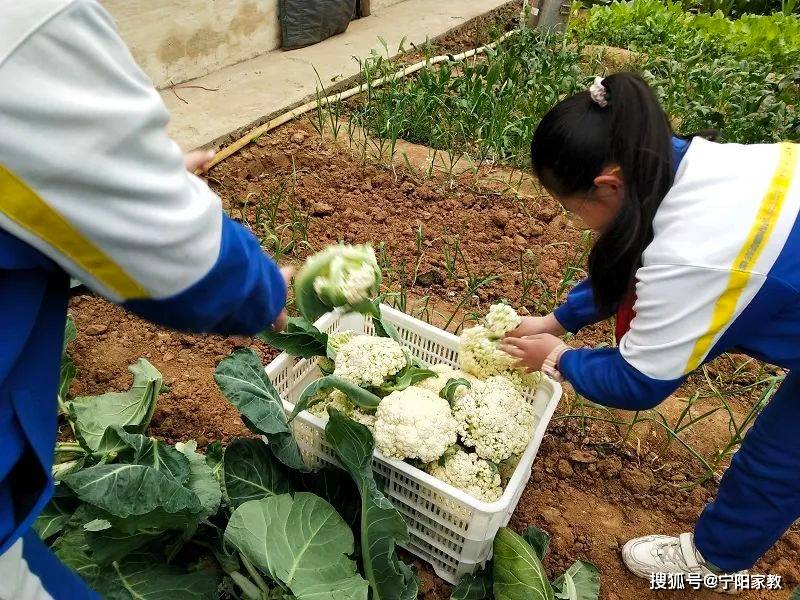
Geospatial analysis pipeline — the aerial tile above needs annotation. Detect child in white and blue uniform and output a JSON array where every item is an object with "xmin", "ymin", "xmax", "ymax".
[
  {"xmin": 0, "ymin": 1, "xmax": 288, "ymax": 596},
  {"xmin": 502, "ymin": 72, "xmax": 800, "ymax": 591}
]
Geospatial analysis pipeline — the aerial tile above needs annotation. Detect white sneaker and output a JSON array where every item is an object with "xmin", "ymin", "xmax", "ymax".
[{"xmin": 622, "ymin": 532, "xmax": 746, "ymax": 594}]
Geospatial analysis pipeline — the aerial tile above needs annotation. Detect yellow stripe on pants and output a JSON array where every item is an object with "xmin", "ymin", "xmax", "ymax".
[
  {"xmin": 0, "ymin": 164, "xmax": 148, "ymax": 299},
  {"xmin": 684, "ymin": 143, "xmax": 799, "ymax": 374}
]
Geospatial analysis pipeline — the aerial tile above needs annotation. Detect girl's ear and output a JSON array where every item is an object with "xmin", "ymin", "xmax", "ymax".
[{"xmin": 593, "ymin": 166, "xmax": 624, "ymax": 203}]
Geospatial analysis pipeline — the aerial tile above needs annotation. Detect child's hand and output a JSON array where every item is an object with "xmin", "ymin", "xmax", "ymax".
[
  {"xmin": 184, "ymin": 150, "xmax": 215, "ymax": 174},
  {"xmin": 500, "ymin": 333, "xmax": 563, "ymax": 372},
  {"xmin": 506, "ymin": 314, "xmax": 565, "ymax": 338}
]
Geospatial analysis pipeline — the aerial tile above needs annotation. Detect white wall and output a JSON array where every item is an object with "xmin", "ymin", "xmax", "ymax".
[
  {"xmin": 103, "ymin": 0, "xmax": 412, "ymax": 90},
  {"xmin": 102, "ymin": 0, "xmax": 281, "ymax": 89}
]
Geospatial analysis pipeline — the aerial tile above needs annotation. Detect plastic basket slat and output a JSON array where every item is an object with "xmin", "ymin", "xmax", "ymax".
[{"xmin": 265, "ymin": 305, "xmax": 561, "ymax": 584}]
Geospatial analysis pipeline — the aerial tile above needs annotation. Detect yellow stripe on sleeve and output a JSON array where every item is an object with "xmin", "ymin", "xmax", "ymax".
[
  {"xmin": 684, "ymin": 143, "xmax": 799, "ymax": 373},
  {"xmin": 0, "ymin": 164, "xmax": 149, "ymax": 299}
]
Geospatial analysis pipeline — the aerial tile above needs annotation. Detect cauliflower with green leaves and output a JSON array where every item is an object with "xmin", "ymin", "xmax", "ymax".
[
  {"xmin": 374, "ymin": 387, "xmax": 457, "ymax": 463},
  {"xmin": 307, "ymin": 389, "xmax": 376, "ymax": 429},
  {"xmin": 452, "ymin": 375, "xmax": 535, "ymax": 462},
  {"xmin": 333, "ymin": 335, "xmax": 407, "ymax": 388},
  {"xmin": 327, "ymin": 330, "xmax": 355, "ymax": 358},
  {"xmin": 295, "ymin": 244, "xmax": 381, "ymax": 322},
  {"xmin": 413, "ymin": 363, "xmax": 478, "ymax": 397},
  {"xmin": 426, "ymin": 447, "xmax": 503, "ymax": 503}
]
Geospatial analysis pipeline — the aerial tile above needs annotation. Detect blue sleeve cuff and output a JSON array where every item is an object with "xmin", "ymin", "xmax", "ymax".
[
  {"xmin": 559, "ymin": 348, "xmax": 683, "ymax": 410},
  {"xmin": 124, "ymin": 214, "xmax": 286, "ymax": 335},
  {"xmin": 554, "ymin": 278, "xmax": 610, "ymax": 333}
]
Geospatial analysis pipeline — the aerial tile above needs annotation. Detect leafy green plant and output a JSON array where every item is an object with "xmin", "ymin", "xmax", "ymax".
[
  {"xmin": 576, "ymin": 0, "xmax": 799, "ymax": 143},
  {"xmin": 41, "ymin": 335, "xmax": 421, "ymax": 599},
  {"xmin": 451, "ymin": 525, "xmax": 600, "ymax": 600}
]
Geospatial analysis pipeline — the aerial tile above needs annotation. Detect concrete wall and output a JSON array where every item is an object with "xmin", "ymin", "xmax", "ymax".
[
  {"xmin": 103, "ymin": 0, "xmax": 409, "ymax": 90},
  {"xmin": 103, "ymin": 0, "xmax": 281, "ymax": 89}
]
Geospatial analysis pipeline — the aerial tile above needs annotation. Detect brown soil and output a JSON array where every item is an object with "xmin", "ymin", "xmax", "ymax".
[{"xmin": 65, "ymin": 120, "xmax": 797, "ymax": 599}]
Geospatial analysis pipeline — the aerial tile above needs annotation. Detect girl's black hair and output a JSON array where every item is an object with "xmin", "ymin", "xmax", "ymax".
[{"xmin": 531, "ymin": 72, "xmax": 676, "ymax": 315}]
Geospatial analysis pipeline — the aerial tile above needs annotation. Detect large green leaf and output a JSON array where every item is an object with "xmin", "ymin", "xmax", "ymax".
[
  {"xmin": 87, "ymin": 528, "xmax": 161, "ymax": 565},
  {"xmin": 451, "ymin": 566, "xmax": 493, "ymax": 600},
  {"xmin": 53, "ymin": 526, "xmax": 100, "ymax": 581},
  {"xmin": 34, "ymin": 495, "xmax": 75, "ymax": 541},
  {"xmin": 552, "ymin": 561, "xmax": 600, "ymax": 600},
  {"xmin": 291, "ymin": 468, "xmax": 361, "ymax": 531},
  {"xmin": 105, "ymin": 427, "xmax": 190, "ymax": 484},
  {"xmin": 790, "ymin": 586, "xmax": 800, "ymax": 600},
  {"xmin": 522, "ymin": 525, "xmax": 551, "ymax": 561},
  {"xmin": 80, "ymin": 503, "xmax": 162, "ymax": 566},
  {"xmin": 93, "ymin": 552, "xmax": 218, "ymax": 599},
  {"xmin": 257, "ymin": 317, "xmax": 328, "ymax": 358},
  {"xmin": 225, "ymin": 493, "xmax": 369, "ymax": 600},
  {"xmin": 325, "ymin": 410, "xmax": 418, "ymax": 600},
  {"xmin": 176, "ymin": 440, "xmax": 222, "ymax": 519},
  {"xmin": 68, "ymin": 359, "xmax": 163, "ymax": 451},
  {"xmin": 223, "ymin": 438, "xmax": 290, "ymax": 509},
  {"xmin": 214, "ymin": 348, "xmax": 306, "ymax": 471},
  {"xmin": 493, "ymin": 527, "xmax": 554, "ymax": 600},
  {"xmin": 63, "ymin": 463, "xmax": 201, "ymax": 519},
  {"xmin": 289, "ymin": 375, "xmax": 381, "ymax": 421}
]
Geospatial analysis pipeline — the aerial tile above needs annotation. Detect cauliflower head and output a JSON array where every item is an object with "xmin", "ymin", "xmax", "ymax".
[
  {"xmin": 452, "ymin": 375, "xmax": 535, "ymax": 462},
  {"xmin": 426, "ymin": 448, "xmax": 503, "ymax": 503},
  {"xmin": 307, "ymin": 389, "xmax": 376, "ymax": 429},
  {"xmin": 310, "ymin": 244, "xmax": 380, "ymax": 305},
  {"xmin": 483, "ymin": 303, "xmax": 522, "ymax": 338},
  {"xmin": 414, "ymin": 363, "xmax": 478, "ymax": 397},
  {"xmin": 327, "ymin": 330, "xmax": 355, "ymax": 357},
  {"xmin": 295, "ymin": 243, "xmax": 381, "ymax": 322},
  {"xmin": 458, "ymin": 304, "xmax": 542, "ymax": 388},
  {"xmin": 374, "ymin": 387, "xmax": 457, "ymax": 463},
  {"xmin": 458, "ymin": 325, "xmax": 517, "ymax": 380},
  {"xmin": 333, "ymin": 335, "xmax": 407, "ymax": 387}
]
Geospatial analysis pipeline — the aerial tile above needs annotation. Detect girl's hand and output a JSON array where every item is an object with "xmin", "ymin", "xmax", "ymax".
[
  {"xmin": 184, "ymin": 150, "xmax": 215, "ymax": 174},
  {"xmin": 506, "ymin": 314, "xmax": 566, "ymax": 338},
  {"xmin": 500, "ymin": 333, "xmax": 564, "ymax": 372}
]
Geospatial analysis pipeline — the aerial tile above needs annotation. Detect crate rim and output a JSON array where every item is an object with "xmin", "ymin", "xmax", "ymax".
[{"xmin": 265, "ymin": 304, "xmax": 562, "ymax": 511}]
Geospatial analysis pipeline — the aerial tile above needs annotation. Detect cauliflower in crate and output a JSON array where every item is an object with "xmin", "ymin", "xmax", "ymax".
[
  {"xmin": 294, "ymin": 243, "xmax": 381, "ymax": 322},
  {"xmin": 413, "ymin": 363, "xmax": 477, "ymax": 397},
  {"xmin": 426, "ymin": 447, "xmax": 503, "ymax": 503},
  {"xmin": 307, "ymin": 389, "xmax": 376, "ymax": 429},
  {"xmin": 459, "ymin": 303, "xmax": 541, "ymax": 388},
  {"xmin": 452, "ymin": 375, "xmax": 535, "ymax": 462},
  {"xmin": 374, "ymin": 387, "xmax": 457, "ymax": 463},
  {"xmin": 333, "ymin": 335, "xmax": 408, "ymax": 388}
]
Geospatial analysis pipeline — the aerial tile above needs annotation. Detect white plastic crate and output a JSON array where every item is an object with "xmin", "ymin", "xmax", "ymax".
[{"xmin": 265, "ymin": 305, "xmax": 561, "ymax": 584}]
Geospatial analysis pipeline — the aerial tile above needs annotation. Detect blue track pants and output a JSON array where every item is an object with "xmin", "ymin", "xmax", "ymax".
[{"xmin": 695, "ymin": 370, "xmax": 800, "ymax": 572}]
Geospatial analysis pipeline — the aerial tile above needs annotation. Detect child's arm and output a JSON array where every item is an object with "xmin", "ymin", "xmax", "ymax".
[
  {"xmin": 553, "ymin": 278, "xmax": 616, "ymax": 333},
  {"xmin": 558, "ymin": 263, "xmax": 769, "ymax": 409},
  {"xmin": 0, "ymin": 0, "xmax": 285, "ymax": 334}
]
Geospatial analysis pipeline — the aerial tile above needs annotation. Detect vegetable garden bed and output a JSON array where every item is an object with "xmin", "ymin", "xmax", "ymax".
[{"xmin": 59, "ymin": 1, "xmax": 800, "ymax": 598}]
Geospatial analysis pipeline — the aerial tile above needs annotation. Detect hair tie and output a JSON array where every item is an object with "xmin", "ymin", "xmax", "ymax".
[{"xmin": 589, "ymin": 76, "xmax": 609, "ymax": 108}]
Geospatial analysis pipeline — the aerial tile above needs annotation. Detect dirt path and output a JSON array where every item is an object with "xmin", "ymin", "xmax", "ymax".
[{"xmin": 66, "ymin": 122, "xmax": 797, "ymax": 599}]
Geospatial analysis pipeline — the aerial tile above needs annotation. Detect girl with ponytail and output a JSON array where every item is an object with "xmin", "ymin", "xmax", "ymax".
[{"xmin": 501, "ymin": 72, "xmax": 800, "ymax": 591}]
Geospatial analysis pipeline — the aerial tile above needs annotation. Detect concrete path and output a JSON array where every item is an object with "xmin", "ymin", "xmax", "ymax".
[{"xmin": 161, "ymin": 0, "xmax": 512, "ymax": 150}]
